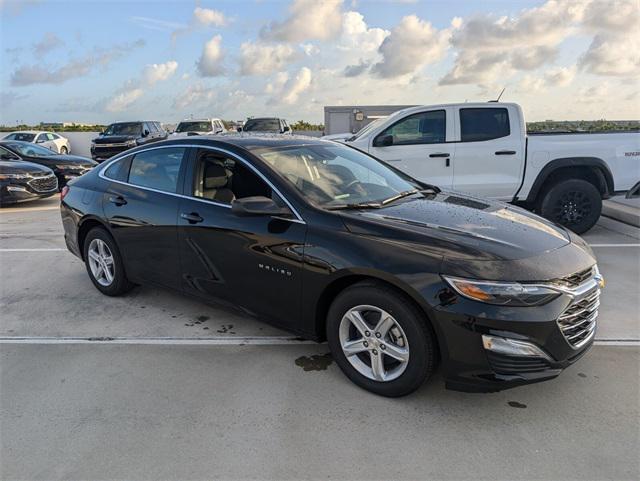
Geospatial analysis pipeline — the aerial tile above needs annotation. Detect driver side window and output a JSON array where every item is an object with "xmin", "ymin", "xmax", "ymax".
[{"xmin": 378, "ymin": 110, "xmax": 446, "ymax": 146}]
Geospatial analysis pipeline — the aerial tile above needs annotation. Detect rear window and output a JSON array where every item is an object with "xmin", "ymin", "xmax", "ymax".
[
  {"xmin": 4, "ymin": 133, "xmax": 35, "ymax": 142},
  {"xmin": 460, "ymin": 108, "xmax": 510, "ymax": 142},
  {"xmin": 244, "ymin": 119, "xmax": 281, "ymax": 132},
  {"xmin": 127, "ymin": 148, "xmax": 186, "ymax": 193}
]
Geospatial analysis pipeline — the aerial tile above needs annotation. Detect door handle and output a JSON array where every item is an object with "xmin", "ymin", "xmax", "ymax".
[
  {"xmin": 429, "ymin": 152, "xmax": 450, "ymax": 158},
  {"xmin": 108, "ymin": 195, "xmax": 127, "ymax": 206},
  {"xmin": 181, "ymin": 212, "xmax": 204, "ymax": 224},
  {"xmin": 495, "ymin": 150, "xmax": 516, "ymax": 155}
]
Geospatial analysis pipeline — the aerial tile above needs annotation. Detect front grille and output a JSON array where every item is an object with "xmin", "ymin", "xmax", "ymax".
[
  {"xmin": 93, "ymin": 145, "xmax": 127, "ymax": 157},
  {"xmin": 557, "ymin": 288, "xmax": 599, "ymax": 348},
  {"xmin": 561, "ymin": 267, "xmax": 594, "ymax": 287},
  {"xmin": 28, "ymin": 175, "xmax": 58, "ymax": 192}
]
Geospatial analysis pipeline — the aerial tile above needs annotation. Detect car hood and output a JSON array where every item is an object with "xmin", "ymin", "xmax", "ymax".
[
  {"xmin": 171, "ymin": 131, "xmax": 211, "ymax": 137},
  {"xmin": 93, "ymin": 135, "xmax": 136, "ymax": 144},
  {"xmin": 322, "ymin": 132, "xmax": 352, "ymax": 141},
  {"xmin": 340, "ymin": 191, "xmax": 571, "ymax": 263},
  {"xmin": 19, "ymin": 154, "xmax": 96, "ymax": 168},
  {"xmin": 0, "ymin": 159, "xmax": 53, "ymax": 175}
]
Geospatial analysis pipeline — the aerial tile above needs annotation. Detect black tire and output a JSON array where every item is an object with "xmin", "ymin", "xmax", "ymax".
[
  {"xmin": 326, "ymin": 281, "xmax": 437, "ymax": 397},
  {"xmin": 83, "ymin": 227, "xmax": 134, "ymax": 296},
  {"xmin": 60, "ymin": 146, "xmax": 68, "ymax": 154},
  {"xmin": 538, "ymin": 179, "xmax": 602, "ymax": 234}
]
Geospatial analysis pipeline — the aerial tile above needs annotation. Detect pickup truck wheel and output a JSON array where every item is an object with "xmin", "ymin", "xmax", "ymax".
[
  {"xmin": 326, "ymin": 282, "xmax": 436, "ymax": 397},
  {"xmin": 539, "ymin": 179, "xmax": 602, "ymax": 234}
]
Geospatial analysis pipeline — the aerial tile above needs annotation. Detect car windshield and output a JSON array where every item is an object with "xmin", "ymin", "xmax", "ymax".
[
  {"xmin": 244, "ymin": 119, "xmax": 281, "ymax": 132},
  {"xmin": 103, "ymin": 123, "xmax": 142, "ymax": 136},
  {"xmin": 4, "ymin": 133, "xmax": 36, "ymax": 142},
  {"xmin": 176, "ymin": 121, "xmax": 213, "ymax": 133},
  {"xmin": 254, "ymin": 143, "xmax": 421, "ymax": 208},
  {"xmin": 349, "ymin": 118, "xmax": 386, "ymax": 141},
  {"xmin": 3, "ymin": 141, "xmax": 56, "ymax": 157}
]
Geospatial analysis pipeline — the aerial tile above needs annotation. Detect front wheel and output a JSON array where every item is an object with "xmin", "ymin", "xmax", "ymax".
[
  {"xmin": 59, "ymin": 146, "xmax": 68, "ymax": 154},
  {"xmin": 327, "ymin": 282, "xmax": 436, "ymax": 397},
  {"xmin": 538, "ymin": 179, "xmax": 602, "ymax": 234}
]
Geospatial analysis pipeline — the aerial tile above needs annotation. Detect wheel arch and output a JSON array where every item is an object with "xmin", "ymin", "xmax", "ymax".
[
  {"xmin": 526, "ymin": 157, "xmax": 614, "ymax": 205},
  {"xmin": 312, "ymin": 270, "xmax": 443, "ymax": 356},
  {"xmin": 77, "ymin": 216, "xmax": 112, "ymax": 261}
]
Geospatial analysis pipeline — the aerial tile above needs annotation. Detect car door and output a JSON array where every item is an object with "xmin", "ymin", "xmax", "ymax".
[
  {"xmin": 36, "ymin": 133, "xmax": 56, "ymax": 152},
  {"xmin": 368, "ymin": 109, "xmax": 454, "ymax": 189},
  {"xmin": 102, "ymin": 146, "xmax": 188, "ymax": 289},
  {"xmin": 177, "ymin": 147, "xmax": 307, "ymax": 329},
  {"xmin": 452, "ymin": 106, "xmax": 525, "ymax": 200}
]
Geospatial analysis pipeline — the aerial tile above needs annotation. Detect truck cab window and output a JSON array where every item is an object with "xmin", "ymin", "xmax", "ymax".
[
  {"xmin": 378, "ymin": 110, "xmax": 446, "ymax": 145},
  {"xmin": 460, "ymin": 108, "xmax": 510, "ymax": 142}
]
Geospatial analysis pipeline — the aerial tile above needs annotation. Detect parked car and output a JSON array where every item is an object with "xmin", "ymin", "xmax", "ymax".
[
  {"xmin": 91, "ymin": 121, "xmax": 167, "ymax": 162},
  {"xmin": 61, "ymin": 136, "xmax": 603, "ymax": 396},
  {"xmin": 333, "ymin": 102, "xmax": 640, "ymax": 233},
  {"xmin": 3, "ymin": 130, "xmax": 71, "ymax": 154},
  {"xmin": 0, "ymin": 140, "xmax": 96, "ymax": 188},
  {"xmin": 240, "ymin": 117, "xmax": 292, "ymax": 134},
  {"xmin": 171, "ymin": 119, "xmax": 226, "ymax": 137},
  {"xmin": 0, "ymin": 155, "xmax": 58, "ymax": 206}
]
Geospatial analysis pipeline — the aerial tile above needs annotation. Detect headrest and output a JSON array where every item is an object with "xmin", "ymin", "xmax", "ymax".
[{"xmin": 204, "ymin": 163, "xmax": 230, "ymax": 189}]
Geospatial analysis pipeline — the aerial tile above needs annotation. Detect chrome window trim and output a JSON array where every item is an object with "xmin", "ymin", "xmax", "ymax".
[{"xmin": 98, "ymin": 143, "xmax": 306, "ymax": 224}]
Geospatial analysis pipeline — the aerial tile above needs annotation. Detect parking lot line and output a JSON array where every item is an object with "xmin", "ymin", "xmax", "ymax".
[
  {"xmin": 0, "ymin": 248, "xmax": 67, "ymax": 252},
  {"xmin": 0, "ymin": 336, "xmax": 636, "ymax": 346},
  {"xmin": 589, "ymin": 243, "xmax": 640, "ymax": 247}
]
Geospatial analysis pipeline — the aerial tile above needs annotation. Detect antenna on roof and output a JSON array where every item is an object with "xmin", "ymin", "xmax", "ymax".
[{"xmin": 490, "ymin": 87, "xmax": 506, "ymax": 103}]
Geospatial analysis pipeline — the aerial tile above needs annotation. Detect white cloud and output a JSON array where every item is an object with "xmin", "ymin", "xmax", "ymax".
[
  {"xmin": 193, "ymin": 7, "xmax": 227, "ymax": 27},
  {"xmin": 544, "ymin": 65, "xmax": 576, "ymax": 87},
  {"xmin": 129, "ymin": 16, "xmax": 187, "ymax": 32},
  {"xmin": 261, "ymin": 0, "xmax": 343, "ymax": 42},
  {"xmin": 142, "ymin": 61, "xmax": 178, "ymax": 86},
  {"xmin": 301, "ymin": 43, "xmax": 320, "ymax": 56},
  {"xmin": 372, "ymin": 15, "xmax": 449, "ymax": 78},
  {"xmin": 105, "ymin": 88, "xmax": 144, "ymax": 112},
  {"xmin": 33, "ymin": 32, "xmax": 64, "ymax": 57},
  {"xmin": 197, "ymin": 35, "xmax": 225, "ymax": 77},
  {"xmin": 10, "ymin": 39, "xmax": 145, "ymax": 86},
  {"xmin": 339, "ymin": 11, "xmax": 388, "ymax": 53},
  {"xmin": 173, "ymin": 83, "xmax": 216, "ymax": 109},
  {"xmin": 267, "ymin": 67, "xmax": 312, "ymax": 105},
  {"xmin": 239, "ymin": 42, "xmax": 297, "ymax": 75}
]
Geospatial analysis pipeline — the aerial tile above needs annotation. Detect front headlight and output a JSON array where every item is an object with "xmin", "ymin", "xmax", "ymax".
[
  {"xmin": 0, "ymin": 173, "xmax": 30, "ymax": 180},
  {"xmin": 442, "ymin": 276, "xmax": 561, "ymax": 306}
]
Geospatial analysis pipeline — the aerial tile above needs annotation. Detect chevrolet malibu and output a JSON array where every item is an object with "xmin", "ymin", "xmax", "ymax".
[{"xmin": 60, "ymin": 136, "xmax": 603, "ymax": 397}]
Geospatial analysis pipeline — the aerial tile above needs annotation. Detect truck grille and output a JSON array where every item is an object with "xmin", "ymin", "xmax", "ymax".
[
  {"xmin": 28, "ymin": 174, "xmax": 58, "ymax": 192},
  {"xmin": 557, "ymin": 288, "xmax": 599, "ymax": 349}
]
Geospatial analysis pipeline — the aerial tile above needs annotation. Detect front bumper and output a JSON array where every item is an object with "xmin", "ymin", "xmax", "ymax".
[
  {"xmin": 430, "ymin": 276, "xmax": 600, "ymax": 393},
  {"xmin": 1, "ymin": 182, "xmax": 57, "ymax": 204}
]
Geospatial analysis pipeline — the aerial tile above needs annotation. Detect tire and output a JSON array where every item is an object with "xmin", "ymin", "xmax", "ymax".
[
  {"xmin": 326, "ymin": 281, "xmax": 436, "ymax": 397},
  {"xmin": 60, "ymin": 146, "xmax": 68, "ymax": 154},
  {"xmin": 83, "ymin": 227, "xmax": 134, "ymax": 296},
  {"xmin": 538, "ymin": 179, "xmax": 602, "ymax": 234}
]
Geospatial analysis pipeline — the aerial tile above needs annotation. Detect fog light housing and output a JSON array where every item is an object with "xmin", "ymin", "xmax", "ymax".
[
  {"xmin": 482, "ymin": 335, "xmax": 552, "ymax": 360},
  {"xmin": 6, "ymin": 186, "xmax": 28, "ymax": 192}
]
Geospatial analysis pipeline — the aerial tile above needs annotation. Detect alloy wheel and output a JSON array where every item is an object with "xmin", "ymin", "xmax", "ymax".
[
  {"xmin": 87, "ymin": 238, "xmax": 115, "ymax": 286},
  {"xmin": 339, "ymin": 305, "xmax": 410, "ymax": 382},
  {"xmin": 553, "ymin": 191, "xmax": 591, "ymax": 225}
]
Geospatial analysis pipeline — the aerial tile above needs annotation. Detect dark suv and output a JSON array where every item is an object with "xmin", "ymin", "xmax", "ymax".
[
  {"xmin": 241, "ymin": 118, "xmax": 292, "ymax": 134},
  {"xmin": 91, "ymin": 121, "xmax": 167, "ymax": 162}
]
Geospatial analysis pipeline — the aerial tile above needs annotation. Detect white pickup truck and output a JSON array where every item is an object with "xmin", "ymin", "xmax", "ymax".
[{"xmin": 329, "ymin": 102, "xmax": 639, "ymax": 233}]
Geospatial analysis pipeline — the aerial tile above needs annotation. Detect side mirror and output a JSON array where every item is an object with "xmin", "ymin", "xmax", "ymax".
[
  {"xmin": 282, "ymin": 126, "xmax": 290, "ymax": 133},
  {"xmin": 36, "ymin": 138, "xmax": 45, "ymax": 144},
  {"xmin": 373, "ymin": 134, "xmax": 393, "ymax": 147},
  {"xmin": 143, "ymin": 129, "xmax": 150, "ymax": 137},
  {"xmin": 231, "ymin": 196, "xmax": 291, "ymax": 217},
  {"xmin": 236, "ymin": 127, "xmax": 243, "ymax": 132}
]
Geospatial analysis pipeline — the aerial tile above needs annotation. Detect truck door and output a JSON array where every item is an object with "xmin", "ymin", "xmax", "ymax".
[
  {"xmin": 452, "ymin": 105, "xmax": 525, "ymax": 200},
  {"xmin": 368, "ymin": 108, "xmax": 454, "ymax": 189}
]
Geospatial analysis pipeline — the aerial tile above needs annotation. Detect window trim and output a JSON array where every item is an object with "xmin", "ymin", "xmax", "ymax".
[
  {"xmin": 373, "ymin": 109, "xmax": 447, "ymax": 147},
  {"xmin": 98, "ymin": 144, "xmax": 306, "ymax": 224},
  {"xmin": 459, "ymin": 107, "xmax": 511, "ymax": 143}
]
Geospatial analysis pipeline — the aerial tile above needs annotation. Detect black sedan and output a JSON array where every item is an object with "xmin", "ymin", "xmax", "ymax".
[
  {"xmin": 60, "ymin": 136, "xmax": 603, "ymax": 396},
  {"xmin": 0, "ymin": 158, "xmax": 58, "ymax": 205},
  {"xmin": 0, "ymin": 140, "xmax": 96, "ymax": 189}
]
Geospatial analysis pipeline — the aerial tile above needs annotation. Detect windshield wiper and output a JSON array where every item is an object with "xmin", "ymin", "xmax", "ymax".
[
  {"xmin": 381, "ymin": 189, "xmax": 420, "ymax": 205},
  {"xmin": 326, "ymin": 201, "xmax": 382, "ymax": 210}
]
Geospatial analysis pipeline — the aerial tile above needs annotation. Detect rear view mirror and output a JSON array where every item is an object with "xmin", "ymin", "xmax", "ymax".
[
  {"xmin": 231, "ymin": 196, "xmax": 291, "ymax": 217},
  {"xmin": 373, "ymin": 134, "xmax": 393, "ymax": 147}
]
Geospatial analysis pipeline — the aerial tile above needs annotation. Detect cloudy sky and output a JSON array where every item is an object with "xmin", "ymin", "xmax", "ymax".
[{"xmin": 1, "ymin": 0, "xmax": 638, "ymax": 125}]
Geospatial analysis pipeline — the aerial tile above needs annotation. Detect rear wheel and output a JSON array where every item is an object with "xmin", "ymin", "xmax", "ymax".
[
  {"xmin": 83, "ymin": 227, "xmax": 134, "ymax": 296},
  {"xmin": 538, "ymin": 179, "xmax": 602, "ymax": 234},
  {"xmin": 59, "ymin": 146, "xmax": 68, "ymax": 154},
  {"xmin": 327, "ymin": 282, "xmax": 436, "ymax": 397}
]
